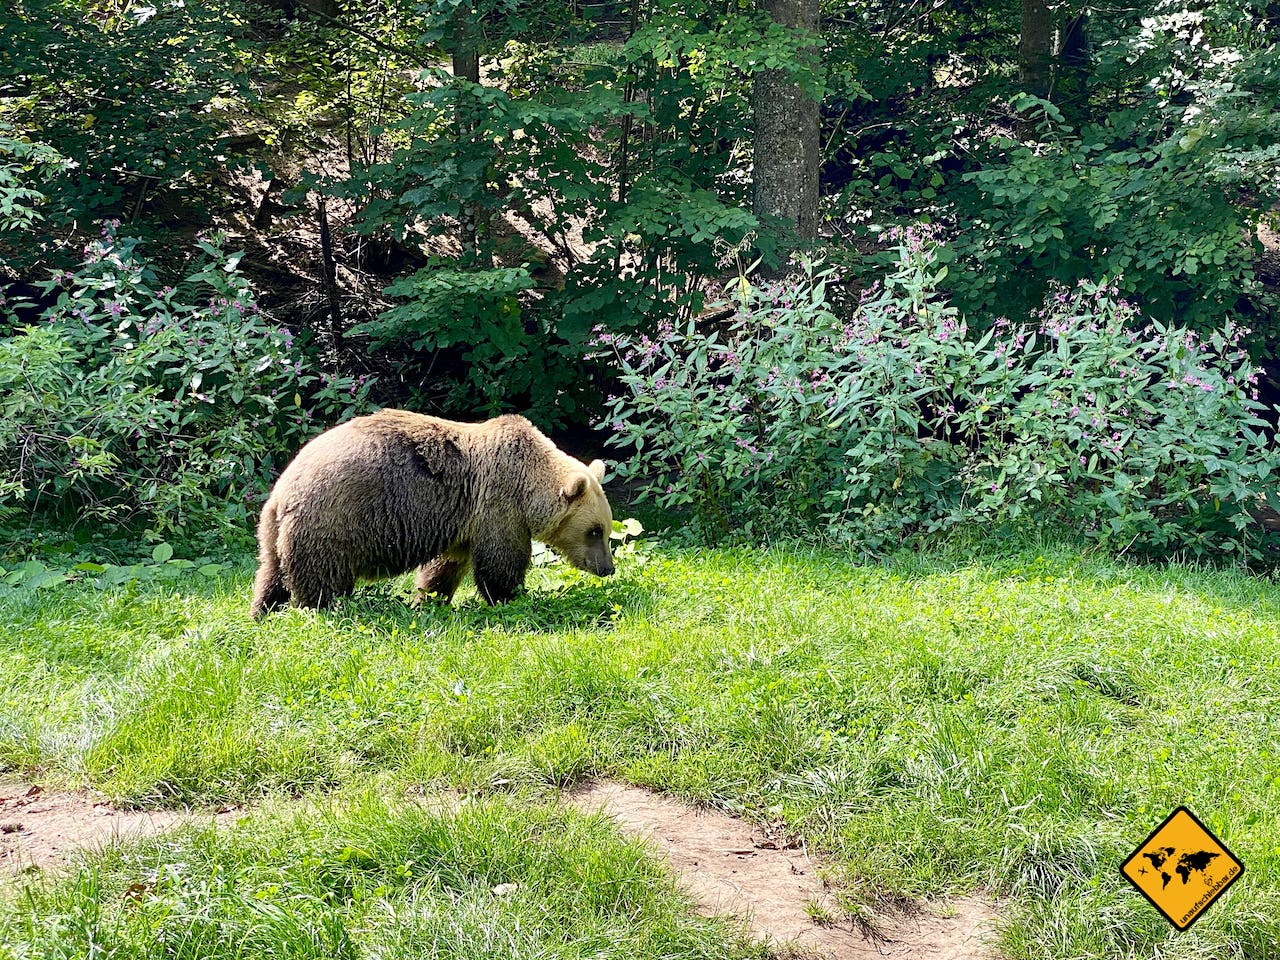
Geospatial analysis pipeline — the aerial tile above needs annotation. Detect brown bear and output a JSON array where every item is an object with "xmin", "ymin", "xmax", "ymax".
[{"xmin": 249, "ymin": 409, "xmax": 615, "ymax": 617}]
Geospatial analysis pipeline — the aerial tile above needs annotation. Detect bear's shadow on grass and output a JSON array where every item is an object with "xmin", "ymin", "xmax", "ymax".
[{"xmin": 329, "ymin": 576, "xmax": 656, "ymax": 634}]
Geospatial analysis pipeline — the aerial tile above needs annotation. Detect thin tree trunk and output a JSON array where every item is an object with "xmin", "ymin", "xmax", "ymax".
[
  {"xmin": 252, "ymin": 177, "xmax": 276, "ymax": 229},
  {"xmin": 1057, "ymin": 12, "xmax": 1093, "ymax": 107},
  {"xmin": 615, "ymin": 0, "xmax": 642, "ymax": 275},
  {"xmin": 753, "ymin": 0, "xmax": 820, "ymax": 264},
  {"xmin": 317, "ymin": 195, "xmax": 344, "ymax": 356},
  {"xmin": 1019, "ymin": 0, "xmax": 1053, "ymax": 97}
]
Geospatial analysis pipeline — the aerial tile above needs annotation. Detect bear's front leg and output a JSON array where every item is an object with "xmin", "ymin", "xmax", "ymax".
[
  {"xmin": 415, "ymin": 550, "xmax": 470, "ymax": 603},
  {"xmin": 471, "ymin": 527, "xmax": 531, "ymax": 604}
]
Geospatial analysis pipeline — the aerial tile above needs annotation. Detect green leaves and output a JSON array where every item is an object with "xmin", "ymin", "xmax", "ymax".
[
  {"xmin": 311, "ymin": 1, "xmax": 766, "ymax": 426},
  {"xmin": 0, "ymin": 226, "xmax": 373, "ymax": 541},
  {"xmin": 1, "ymin": 0, "xmax": 250, "ymax": 237},
  {"xmin": 0, "ymin": 546, "xmax": 229, "ymax": 594},
  {"xmin": 0, "ymin": 133, "xmax": 66, "ymax": 233},
  {"xmin": 372, "ymin": 265, "xmax": 534, "ymax": 353},
  {"xmin": 955, "ymin": 117, "xmax": 1259, "ymax": 328},
  {"xmin": 603, "ymin": 233, "xmax": 1279, "ymax": 559}
]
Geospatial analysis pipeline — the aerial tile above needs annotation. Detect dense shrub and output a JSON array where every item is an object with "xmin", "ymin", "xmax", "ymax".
[
  {"xmin": 0, "ymin": 132, "xmax": 65, "ymax": 235},
  {"xmin": 316, "ymin": 4, "xmax": 764, "ymax": 427},
  {"xmin": 0, "ymin": 0, "xmax": 248, "ymax": 244},
  {"xmin": 600, "ymin": 232, "xmax": 1278, "ymax": 560},
  {"xmin": 0, "ymin": 224, "xmax": 372, "ymax": 543},
  {"xmin": 949, "ymin": 92, "xmax": 1269, "ymax": 332},
  {"xmin": 822, "ymin": 3, "xmax": 1280, "ymax": 344}
]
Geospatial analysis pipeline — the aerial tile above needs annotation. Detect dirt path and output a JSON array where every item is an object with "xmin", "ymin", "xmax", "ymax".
[
  {"xmin": 1, "ymin": 778, "xmax": 1001, "ymax": 958},
  {"xmin": 0, "ymin": 781, "xmax": 239, "ymax": 876},
  {"xmin": 568, "ymin": 782, "xmax": 999, "ymax": 960}
]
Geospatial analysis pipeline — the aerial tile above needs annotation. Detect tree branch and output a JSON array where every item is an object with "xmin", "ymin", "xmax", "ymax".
[{"xmin": 298, "ymin": 3, "xmax": 438, "ymax": 71}]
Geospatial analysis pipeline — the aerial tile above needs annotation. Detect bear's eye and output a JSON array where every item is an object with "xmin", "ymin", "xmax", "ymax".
[{"xmin": 587, "ymin": 526, "xmax": 603, "ymax": 539}]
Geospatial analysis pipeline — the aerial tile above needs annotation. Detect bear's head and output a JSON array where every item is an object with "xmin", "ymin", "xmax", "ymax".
[{"xmin": 540, "ymin": 459, "xmax": 615, "ymax": 578}]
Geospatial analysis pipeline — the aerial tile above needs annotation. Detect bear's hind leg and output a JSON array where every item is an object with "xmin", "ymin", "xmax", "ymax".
[
  {"xmin": 283, "ymin": 555, "xmax": 355, "ymax": 612},
  {"xmin": 415, "ymin": 549, "xmax": 470, "ymax": 603},
  {"xmin": 250, "ymin": 563, "xmax": 290, "ymax": 619},
  {"xmin": 250, "ymin": 501, "xmax": 290, "ymax": 619}
]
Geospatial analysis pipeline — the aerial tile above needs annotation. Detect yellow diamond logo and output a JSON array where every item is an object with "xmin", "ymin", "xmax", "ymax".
[{"xmin": 1120, "ymin": 807, "xmax": 1244, "ymax": 930}]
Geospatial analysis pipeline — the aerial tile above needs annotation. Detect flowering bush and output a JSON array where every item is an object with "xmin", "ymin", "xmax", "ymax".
[
  {"xmin": 0, "ymin": 224, "xmax": 373, "ymax": 542},
  {"xmin": 972, "ymin": 284, "xmax": 1271, "ymax": 556},
  {"xmin": 598, "ymin": 232, "xmax": 1278, "ymax": 558}
]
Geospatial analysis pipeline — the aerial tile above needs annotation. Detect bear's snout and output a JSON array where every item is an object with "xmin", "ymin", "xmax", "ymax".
[
  {"xmin": 580, "ymin": 547, "xmax": 614, "ymax": 578},
  {"xmin": 581, "ymin": 545, "xmax": 614, "ymax": 578}
]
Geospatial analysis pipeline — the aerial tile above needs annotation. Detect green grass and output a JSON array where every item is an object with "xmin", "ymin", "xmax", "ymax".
[
  {"xmin": 2, "ymin": 789, "xmax": 762, "ymax": 959},
  {"xmin": 2, "ymin": 541, "xmax": 1280, "ymax": 958}
]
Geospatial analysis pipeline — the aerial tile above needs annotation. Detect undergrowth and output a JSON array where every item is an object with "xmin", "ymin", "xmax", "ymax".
[{"xmin": 599, "ymin": 232, "xmax": 1277, "ymax": 561}]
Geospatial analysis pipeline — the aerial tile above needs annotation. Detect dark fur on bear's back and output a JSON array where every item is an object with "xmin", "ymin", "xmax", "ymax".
[{"xmin": 250, "ymin": 409, "xmax": 614, "ymax": 616}]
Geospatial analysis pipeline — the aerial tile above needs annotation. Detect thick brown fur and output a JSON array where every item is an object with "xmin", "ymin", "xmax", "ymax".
[{"xmin": 250, "ymin": 409, "xmax": 614, "ymax": 617}]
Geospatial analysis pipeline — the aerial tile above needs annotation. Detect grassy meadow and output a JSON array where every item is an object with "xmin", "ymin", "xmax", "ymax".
[{"xmin": 2, "ymin": 539, "xmax": 1279, "ymax": 959}]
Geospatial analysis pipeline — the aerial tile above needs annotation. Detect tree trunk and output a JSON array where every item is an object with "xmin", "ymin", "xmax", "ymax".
[
  {"xmin": 1057, "ymin": 12, "xmax": 1092, "ymax": 105},
  {"xmin": 317, "ymin": 195, "xmax": 344, "ymax": 357},
  {"xmin": 452, "ymin": 48, "xmax": 479, "ymax": 85},
  {"xmin": 615, "ymin": 0, "xmax": 642, "ymax": 275},
  {"xmin": 1019, "ymin": 0, "xmax": 1053, "ymax": 97},
  {"xmin": 753, "ymin": 0, "xmax": 820, "ymax": 260}
]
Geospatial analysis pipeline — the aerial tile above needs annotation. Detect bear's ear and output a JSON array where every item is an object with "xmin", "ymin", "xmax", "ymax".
[
  {"xmin": 587, "ymin": 459, "xmax": 607, "ymax": 484},
  {"xmin": 561, "ymin": 473, "xmax": 589, "ymax": 503}
]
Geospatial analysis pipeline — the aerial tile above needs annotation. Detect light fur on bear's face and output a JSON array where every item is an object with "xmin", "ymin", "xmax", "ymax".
[{"xmin": 538, "ymin": 458, "xmax": 615, "ymax": 577}]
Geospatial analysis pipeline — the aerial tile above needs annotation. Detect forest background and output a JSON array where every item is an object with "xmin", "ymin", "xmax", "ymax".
[{"xmin": 1, "ymin": 0, "xmax": 1279, "ymax": 561}]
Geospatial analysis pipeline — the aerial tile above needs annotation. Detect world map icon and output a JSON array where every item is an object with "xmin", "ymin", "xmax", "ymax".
[{"xmin": 1121, "ymin": 807, "xmax": 1243, "ymax": 930}]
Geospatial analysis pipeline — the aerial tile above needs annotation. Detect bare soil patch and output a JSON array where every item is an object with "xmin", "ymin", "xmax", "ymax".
[
  {"xmin": 2, "ymin": 776, "xmax": 1001, "ymax": 959},
  {"xmin": 0, "ymin": 780, "xmax": 239, "ymax": 880},
  {"xmin": 568, "ymin": 781, "xmax": 1000, "ymax": 960}
]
